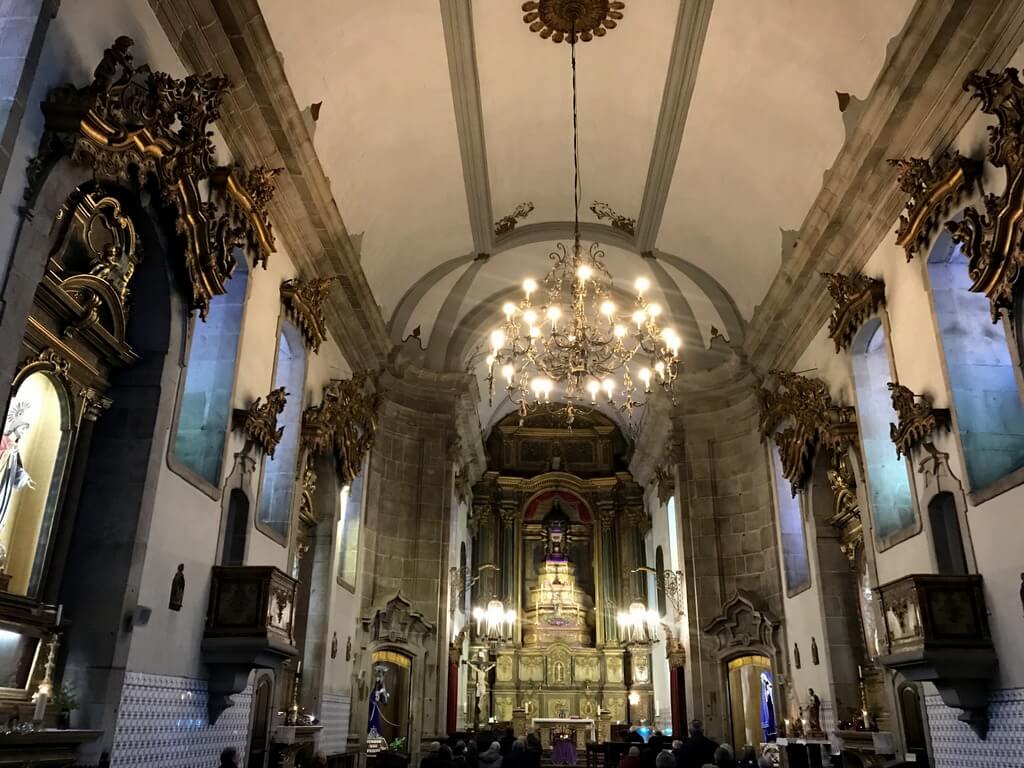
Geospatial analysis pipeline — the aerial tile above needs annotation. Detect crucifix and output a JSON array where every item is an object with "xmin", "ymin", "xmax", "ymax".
[{"xmin": 465, "ymin": 650, "xmax": 497, "ymax": 729}]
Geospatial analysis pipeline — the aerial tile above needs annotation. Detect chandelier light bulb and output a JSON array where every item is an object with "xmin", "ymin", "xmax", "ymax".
[
  {"xmin": 547, "ymin": 306, "xmax": 562, "ymax": 323},
  {"xmin": 490, "ymin": 329, "xmax": 505, "ymax": 351},
  {"xmin": 635, "ymin": 276, "xmax": 650, "ymax": 295},
  {"xmin": 576, "ymin": 263, "xmax": 593, "ymax": 282},
  {"xmin": 502, "ymin": 364, "xmax": 515, "ymax": 383},
  {"xmin": 614, "ymin": 324, "xmax": 627, "ymax": 339},
  {"xmin": 648, "ymin": 303, "xmax": 662, "ymax": 318},
  {"xmin": 655, "ymin": 360, "xmax": 666, "ymax": 379},
  {"xmin": 602, "ymin": 379, "xmax": 615, "ymax": 397},
  {"xmin": 639, "ymin": 367, "xmax": 651, "ymax": 387},
  {"xmin": 587, "ymin": 379, "xmax": 600, "ymax": 401},
  {"xmin": 486, "ymin": 353, "xmax": 495, "ymax": 367},
  {"xmin": 529, "ymin": 325, "xmax": 541, "ymax": 338},
  {"xmin": 503, "ymin": 302, "xmax": 517, "ymax": 319},
  {"xmin": 523, "ymin": 309, "xmax": 538, "ymax": 326},
  {"xmin": 600, "ymin": 300, "xmax": 616, "ymax": 317},
  {"xmin": 523, "ymin": 278, "xmax": 538, "ymax": 296},
  {"xmin": 632, "ymin": 309, "xmax": 647, "ymax": 328}
]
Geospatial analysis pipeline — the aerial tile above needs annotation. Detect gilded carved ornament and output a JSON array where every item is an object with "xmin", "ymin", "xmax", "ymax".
[
  {"xmin": 280, "ymin": 276, "xmax": 340, "ymax": 353},
  {"xmin": 590, "ymin": 201, "xmax": 636, "ymax": 237},
  {"xmin": 757, "ymin": 370, "xmax": 858, "ymax": 494},
  {"xmin": 887, "ymin": 383, "xmax": 951, "ymax": 460},
  {"xmin": 946, "ymin": 68, "xmax": 1024, "ymax": 322},
  {"xmin": 664, "ymin": 626, "xmax": 686, "ymax": 670},
  {"xmin": 494, "ymin": 202, "xmax": 534, "ymax": 236},
  {"xmin": 521, "ymin": 0, "xmax": 625, "ymax": 43},
  {"xmin": 35, "ymin": 37, "xmax": 278, "ymax": 319},
  {"xmin": 821, "ymin": 272, "xmax": 885, "ymax": 352},
  {"xmin": 888, "ymin": 152, "xmax": 981, "ymax": 262},
  {"xmin": 826, "ymin": 452, "xmax": 862, "ymax": 564},
  {"xmin": 300, "ymin": 372, "xmax": 380, "ymax": 484},
  {"xmin": 235, "ymin": 387, "xmax": 288, "ymax": 457}
]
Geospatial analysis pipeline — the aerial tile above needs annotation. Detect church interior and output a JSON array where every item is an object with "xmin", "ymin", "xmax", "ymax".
[{"xmin": 0, "ymin": 1, "xmax": 1022, "ymax": 767}]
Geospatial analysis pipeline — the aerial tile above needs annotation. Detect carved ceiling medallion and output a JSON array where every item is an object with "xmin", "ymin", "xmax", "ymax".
[
  {"xmin": 887, "ymin": 383, "xmax": 951, "ymax": 460},
  {"xmin": 822, "ymin": 272, "xmax": 885, "ymax": 352},
  {"xmin": 757, "ymin": 370, "xmax": 858, "ymax": 494},
  {"xmin": 521, "ymin": 0, "xmax": 625, "ymax": 43},
  {"xmin": 889, "ymin": 152, "xmax": 980, "ymax": 262},
  {"xmin": 281, "ymin": 276, "xmax": 339, "ymax": 353},
  {"xmin": 946, "ymin": 68, "xmax": 1024, "ymax": 322}
]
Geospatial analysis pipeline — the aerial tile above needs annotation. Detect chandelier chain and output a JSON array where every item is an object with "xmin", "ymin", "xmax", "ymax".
[{"xmin": 571, "ymin": 19, "xmax": 581, "ymax": 248}]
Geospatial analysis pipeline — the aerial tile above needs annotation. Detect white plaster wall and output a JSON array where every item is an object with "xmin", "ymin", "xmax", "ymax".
[{"xmin": 645, "ymin": 486, "xmax": 672, "ymax": 731}]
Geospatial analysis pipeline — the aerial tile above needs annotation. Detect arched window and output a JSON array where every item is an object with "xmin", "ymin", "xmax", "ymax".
[
  {"xmin": 928, "ymin": 232, "xmax": 1024, "ymax": 492},
  {"xmin": 770, "ymin": 445, "xmax": 810, "ymax": 595},
  {"xmin": 927, "ymin": 492, "xmax": 967, "ymax": 575},
  {"xmin": 0, "ymin": 371, "xmax": 72, "ymax": 597},
  {"xmin": 336, "ymin": 468, "xmax": 365, "ymax": 589},
  {"xmin": 850, "ymin": 319, "xmax": 915, "ymax": 545},
  {"xmin": 257, "ymin": 320, "xmax": 306, "ymax": 541},
  {"xmin": 654, "ymin": 546, "xmax": 667, "ymax": 616},
  {"xmin": 665, "ymin": 496, "xmax": 680, "ymax": 571},
  {"xmin": 220, "ymin": 489, "xmax": 249, "ymax": 566},
  {"xmin": 170, "ymin": 254, "xmax": 249, "ymax": 487}
]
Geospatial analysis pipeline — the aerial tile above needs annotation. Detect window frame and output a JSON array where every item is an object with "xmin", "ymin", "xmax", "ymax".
[
  {"xmin": 766, "ymin": 441, "xmax": 812, "ymax": 598},
  {"xmin": 336, "ymin": 454, "xmax": 369, "ymax": 592},
  {"xmin": 166, "ymin": 250, "xmax": 253, "ymax": 499},
  {"xmin": 253, "ymin": 311, "xmax": 308, "ymax": 546}
]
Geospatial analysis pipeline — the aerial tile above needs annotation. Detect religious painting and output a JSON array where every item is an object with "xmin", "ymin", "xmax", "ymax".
[
  {"xmin": 0, "ymin": 372, "xmax": 72, "ymax": 597},
  {"xmin": 632, "ymin": 652, "xmax": 650, "ymax": 683},
  {"xmin": 574, "ymin": 655, "xmax": 600, "ymax": 683},
  {"xmin": 494, "ymin": 694, "xmax": 514, "ymax": 723},
  {"xmin": 520, "ymin": 655, "xmax": 544, "ymax": 682},
  {"xmin": 368, "ymin": 650, "xmax": 411, "ymax": 747},
  {"xmin": 605, "ymin": 655, "xmax": 623, "ymax": 683},
  {"xmin": 496, "ymin": 654, "xmax": 514, "ymax": 682}
]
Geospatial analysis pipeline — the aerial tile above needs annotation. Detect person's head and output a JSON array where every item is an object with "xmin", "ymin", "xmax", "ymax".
[
  {"xmin": 757, "ymin": 759, "xmax": 771, "ymax": 768},
  {"xmin": 628, "ymin": 747, "xmax": 640, "ymax": 757},
  {"xmin": 672, "ymin": 741, "xmax": 683, "ymax": 750},
  {"xmin": 455, "ymin": 741, "xmax": 466, "ymax": 755},
  {"xmin": 655, "ymin": 750, "xmax": 675, "ymax": 768},
  {"xmin": 490, "ymin": 741, "xmax": 501, "ymax": 753},
  {"xmin": 717, "ymin": 744, "xmax": 734, "ymax": 758},
  {"xmin": 467, "ymin": 741, "xmax": 478, "ymax": 753},
  {"xmin": 430, "ymin": 742, "xmax": 442, "ymax": 754},
  {"xmin": 740, "ymin": 746, "xmax": 755, "ymax": 761},
  {"xmin": 689, "ymin": 720, "xmax": 704, "ymax": 737},
  {"xmin": 808, "ymin": 688, "xmax": 815, "ymax": 697},
  {"xmin": 219, "ymin": 747, "xmax": 238, "ymax": 767},
  {"xmin": 713, "ymin": 746, "xmax": 735, "ymax": 767},
  {"xmin": 512, "ymin": 739, "xmax": 525, "ymax": 752},
  {"xmin": 440, "ymin": 746, "xmax": 453, "ymax": 760},
  {"xmin": 654, "ymin": 731, "xmax": 663, "ymax": 737}
]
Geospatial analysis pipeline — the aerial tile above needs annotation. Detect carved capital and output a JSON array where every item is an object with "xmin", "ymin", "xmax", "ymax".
[
  {"xmin": 821, "ymin": 272, "xmax": 885, "ymax": 352},
  {"xmin": 79, "ymin": 386, "xmax": 113, "ymax": 422},
  {"xmin": 889, "ymin": 152, "xmax": 981, "ymax": 261},
  {"xmin": 888, "ymin": 383, "xmax": 951, "ymax": 459},
  {"xmin": 235, "ymin": 387, "xmax": 287, "ymax": 456}
]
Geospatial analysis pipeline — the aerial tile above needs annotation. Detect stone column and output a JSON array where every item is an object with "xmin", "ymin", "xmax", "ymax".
[
  {"xmin": 595, "ymin": 496, "xmax": 619, "ymax": 645},
  {"xmin": 666, "ymin": 639, "xmax": 687, "ymax": 737},
  {"xmin": 446, "ymin": 642, "xmax": 460, "ymax": 735}
]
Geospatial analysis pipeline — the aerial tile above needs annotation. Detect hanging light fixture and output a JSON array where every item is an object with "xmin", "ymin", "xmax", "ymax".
[
  {"xmin": 472, "ymin": 597, "xmax": 516, "ymax": 643},
  {"xmin": 486, "ymin": 4, "xmax": 679, "ymax": 429},
  {"xmin": 617, "ymin": 598, "xmax": 661, "ymax": 644}
]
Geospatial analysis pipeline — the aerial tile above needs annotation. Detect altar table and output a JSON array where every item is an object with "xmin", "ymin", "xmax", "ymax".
[{"xmin": 531, "ymin": 718, "xmax": 595, "ymax": 752}]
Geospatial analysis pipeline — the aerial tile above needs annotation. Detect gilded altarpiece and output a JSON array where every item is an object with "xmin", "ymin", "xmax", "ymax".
[{"xmin": 469, "ymin": 409, "xmax": 652, "ymax": 728}]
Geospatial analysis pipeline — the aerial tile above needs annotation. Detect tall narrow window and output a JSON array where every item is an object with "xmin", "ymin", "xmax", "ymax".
[
  {"xmin": 336, "ymin": 470, "xmax": 364, "ymax": 589},
  {"xmin": 666, "ymin": 496, "xmax": 680, "ymax": 571},
  {"xmin": 850, "ymin": 320, "xmax": 915, "ymax": 545},
  {"xmin": 257, "ymin": 320, "xmax": 306, "ymax": 540},
  {"xmin": 929, "ymin": 232, "xmax": 1024, "ymax": 491},
  {"xmin": 770, "ymin": 445, "xmax": 810, "ymax": 594},
  {"xmin": 928, "ymin": 492, "xmax": 967, "ymax": 575},
  {"xmin": 220, "ymin": 489, "xmax": 249, "ymax": 566},
  {"xmin": 171, "ymin": 255, "xmax": 249, "ymax": 487},
  {"xmin": 654, "ymin": 546, "xmax": 667, "ymax": 616}
]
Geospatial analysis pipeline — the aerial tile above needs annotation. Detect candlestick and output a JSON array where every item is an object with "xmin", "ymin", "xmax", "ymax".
[{"xmin": 33, "ymin": 692, "xmax": 47, "ymax": 723}]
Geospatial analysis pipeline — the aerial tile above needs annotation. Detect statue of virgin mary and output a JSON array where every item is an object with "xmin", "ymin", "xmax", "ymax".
[{"xmin": 0, "ymin": 400, "xmax": 35, "ymax": 529}]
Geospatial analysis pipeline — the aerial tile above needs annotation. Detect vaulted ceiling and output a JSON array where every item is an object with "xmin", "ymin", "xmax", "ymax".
[{"xmin": 258, "ymin": 0, "xmax": 914, "ymax": 423}]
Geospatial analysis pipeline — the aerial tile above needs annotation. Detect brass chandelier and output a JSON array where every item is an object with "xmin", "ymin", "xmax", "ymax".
[{"xmin": 486, "ymin": 5, "xmax": 679, "ymax": 428}]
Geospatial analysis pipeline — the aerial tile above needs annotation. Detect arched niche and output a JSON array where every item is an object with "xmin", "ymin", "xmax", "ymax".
[{"xmin": 915, "ymin": 445, "xmax": 977, "ymax": 574}]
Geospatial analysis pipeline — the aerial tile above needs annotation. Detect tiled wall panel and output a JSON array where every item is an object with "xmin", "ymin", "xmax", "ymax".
[
  {"xmin": 321, "ymin": 692, "xmax": 353, "ymax": 756},
  {"xmin": 926, "ymin": 688, "xmax": 1024, "ymax": 768},
  {"xmin": 111, "ymin": 672, "xmax": 252, "ymax": 768}
]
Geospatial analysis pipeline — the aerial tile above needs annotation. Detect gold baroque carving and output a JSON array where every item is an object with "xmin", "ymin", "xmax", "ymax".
[
  {"xmin": 235, "ymin": 387, "xmax": 287, "ymax": 456},
  {"xmin": 521, "ymin": 0, "xmax": 625, "ymax": 44},
  {"xmin": 280, "ymin": 276, "xmax": 340, "ymax": 353},
  {"xmin": 889, "ymin": 152, "xmax": 981, "ymax": 262},
  {"xmin": 757, "ymin": 370, "xmax": 858, "ymax": 494},
  {"xmin": 494, "ymin": 202, "xmax": 534, "ymax": 236},
  {"xmin": 821, "ymin": 272, "xmax": 885, "ymax": 352},
  {"xmin": 301, "ymin": 372, "xmax": 380, "ymax": 484},
  {"xmin": 827, "ymin": 452, "xmax": 862, "ymax": 564},
  {"xmin": 211, "ymin": 165, "xmax": 280, "ymax": 267},
  {"xmin": 39, "ymin": 37, "xmax": 277, "ymax": 319},
  {"xmin": 887, "ymin": 383, "xmax": 951, "ymax": 460},
  {"xmin": 590, "ymin": 201, "xmax": 636, "ymax": 236},
  {"xmin": 946, "ymin": 68, "xmax": 1024, "ymax": 322}
]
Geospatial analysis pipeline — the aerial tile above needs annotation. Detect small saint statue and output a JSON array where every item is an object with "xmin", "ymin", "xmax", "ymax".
[
  {"xmin": 806, "ymin": 688, "xmax": 822, "ymax": 734},
  {"xmin": 793, "ymin": 642, "xmax": 801, "ymax": 670},
  {"xmin": 168, "ymin": 564, "xmax": 185, "ymax": 611},
  {"xmin": 331, "ymin": 633, "xmax": 338, "ymax": 659},
  {"xmin": 811, "ymin": 636, "xmax": 820, "ymax": 665}
]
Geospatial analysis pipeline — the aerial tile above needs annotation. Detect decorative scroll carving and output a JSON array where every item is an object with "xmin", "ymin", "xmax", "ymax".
[
  {"xmin": 757, "ymin": 371, "xmax": 858, "ymax": 494},
  {"xmin": 822, "ymin": 272, "xmax": 886, "ymax": 352},
  {"xmin": 521, "ymin": 0, "xmax": 625, "ymax": 44},
  {"xmin": 590, "ymin": 201, "xmax": 636, "ymax": 236},
  {"xmin": 827, "ymin": 452, "xmax": 862, "ymax": 563},
  {"xmin": 664, "ymin": 625, "xmax": 686, "ymax": 670},
  {"xmin": 235, "ymin": 387, "xmax": 287, "ymax": 456},
  {"xmin": 703, "ymin": 592, "xmax": 778, "ymax": 658},
  {"xmin": 887, "ymin": 383, "xmax": 951, "ymax": 460},
  {"xmin": 494, "ymin": 202, "xmax": 534, "ymax": 236},
  {"xmin": 301, "ymin": 372, "xmax": 380, "ymax": 483},
  {"xmin": 281, "ymin": 276, "xmax": 340, "ymax": 353},
  {"xmin": 38, "ymin": 37, "xmax": 278, "ymax": 318},
  {"xmin": 946, "ymin": 68, "xmax": 1024, "ymax": 322},
  {"xmin": 889, "ymin": 152, "xmax": 981, "ymax": 261},
  {"xmin": 362, "ymin": 594, "xmax": 434, "ymax": 646}
]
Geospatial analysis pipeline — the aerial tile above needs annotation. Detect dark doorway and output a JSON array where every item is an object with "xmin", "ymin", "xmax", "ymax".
[
  {"xmin": 248, "ymin": 675, "xmax": 273, "ymax": 768},
  {"xmin": 898, "ymin": 682, "xmax": 929, "ymax": 766},
  {"xmin": 220, "ymin": 489, "xmax": 249, "ymax": 566}
]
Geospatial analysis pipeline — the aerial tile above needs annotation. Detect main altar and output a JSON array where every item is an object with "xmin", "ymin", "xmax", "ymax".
[{"xmin": 463, "ymin": 409, "xmax": 655, "ymax": 733}]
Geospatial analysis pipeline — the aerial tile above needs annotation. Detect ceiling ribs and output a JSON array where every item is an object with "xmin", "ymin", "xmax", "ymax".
[
  {"xmin": 634, "ymin": 0, "xmax": 714, "ymax": 252},
  {"xmin": 440, "ymin": 0, "xmax": 495, "ymax": 256}
]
